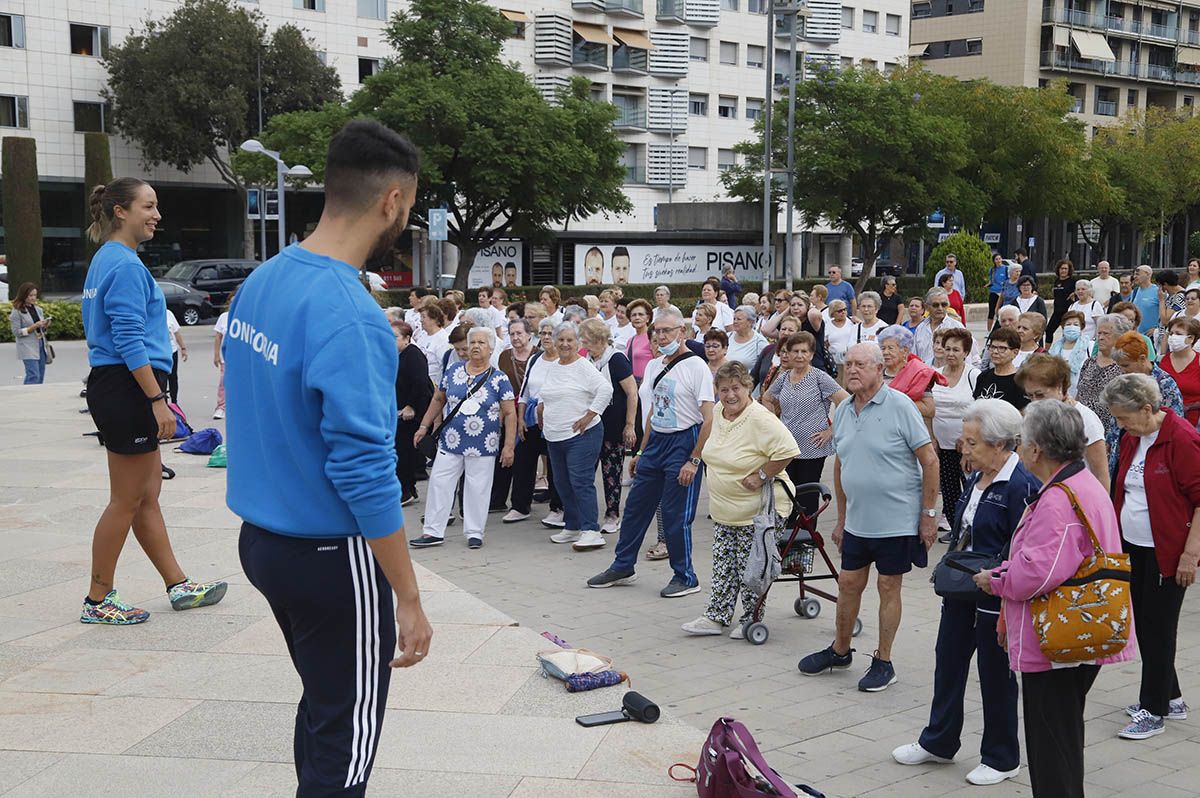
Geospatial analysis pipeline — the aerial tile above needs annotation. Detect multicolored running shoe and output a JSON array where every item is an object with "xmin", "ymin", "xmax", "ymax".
[
  {"xmin": 168, "ymin": 578, "xmax": 228, "ymax": 611},
  {"xmin": 80, "ymin": 591, "xmax": 150, "ymax": 625}
]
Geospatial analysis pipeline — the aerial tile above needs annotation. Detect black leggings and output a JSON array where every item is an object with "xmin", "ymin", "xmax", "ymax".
[
  {"xmin": 785, "ymin": 457, "xmax": 826, "ymax": 518},
  {"xmin": 938, "ymin": 448, "xmax": 963, "ymax": 519},
  {"xmin": 168, "ymin": 351, "xmax": 180, "ymax": 404}
]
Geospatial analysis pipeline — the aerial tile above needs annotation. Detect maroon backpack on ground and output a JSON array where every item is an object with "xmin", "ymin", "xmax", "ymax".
[{"xmin": 670, "ymin": 717, "xmax": 824, "ymax": 798}]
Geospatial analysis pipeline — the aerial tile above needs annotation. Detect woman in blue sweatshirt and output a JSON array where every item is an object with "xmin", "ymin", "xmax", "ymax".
[{"xmin": 80, "ymin": 178, "xmax": 227, "ymax": 625}]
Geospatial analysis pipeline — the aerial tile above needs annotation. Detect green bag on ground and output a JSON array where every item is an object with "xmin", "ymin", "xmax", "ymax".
[{"xmin": 207, "ymin": 444, "xmax": 227, "ymax": 468}]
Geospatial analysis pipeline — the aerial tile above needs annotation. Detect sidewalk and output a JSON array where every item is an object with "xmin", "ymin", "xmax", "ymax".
[{"xmin": 0, "ymin": 384, "xmax": 698, "ymax": 797}]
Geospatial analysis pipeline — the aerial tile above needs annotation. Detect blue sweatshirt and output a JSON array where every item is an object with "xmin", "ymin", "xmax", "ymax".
[
  {"xmin": 82, "ymin": 241, "xmax": 172, "ymax": 373},
  {"xmin": 224, "ymin": 244, "xmax": 402, "ymax": 539}
]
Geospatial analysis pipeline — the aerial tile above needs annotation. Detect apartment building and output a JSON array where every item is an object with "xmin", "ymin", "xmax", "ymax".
[{"xmin": 0, "ymin": 0, "xmax": 907, "ymax": 287}]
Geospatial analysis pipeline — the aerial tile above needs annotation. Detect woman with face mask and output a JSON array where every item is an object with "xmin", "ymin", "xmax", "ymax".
[
  {"xmin": 1047, "ymin": 310, "xmax": 1091, "ymax": 397},
  {"xmin": 1160, "ymin": 317, "xmax": 1200, "ymax": 427}
]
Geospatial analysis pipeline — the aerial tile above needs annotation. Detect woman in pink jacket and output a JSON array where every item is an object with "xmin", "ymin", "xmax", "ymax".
[{"xmin": 974, "ymin": 399, "xmax": 1135, "ymax": 798}]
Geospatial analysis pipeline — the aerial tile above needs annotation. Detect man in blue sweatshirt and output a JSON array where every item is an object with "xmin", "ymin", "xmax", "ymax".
[{"xmin": 224, "ymin": 119, "xmax": 432, "ymax": 798}]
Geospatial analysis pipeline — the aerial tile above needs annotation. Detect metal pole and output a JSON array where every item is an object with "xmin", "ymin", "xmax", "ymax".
[
  {"xmin": 785, "ymin": 9, "xmax": 798, "ymax": 290},
  {"xmin": 667, "ymin": 88, "xmax": 675, "ymax": 206},
  {"xmin": 277, "ymin": 162, "xmax": 286, "ymax": 253},
  {"xmin": 760, "ymin": 0, "xmax": 776, "ymax": 297},
  {"xmin": 258, "ymin": 185, "xmax": 266, "ymax": 261}
]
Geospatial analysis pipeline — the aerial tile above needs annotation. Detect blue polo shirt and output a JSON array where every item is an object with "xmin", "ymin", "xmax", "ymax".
[
  {"xmin": 1130, "ymin": 284, "xmax": 1159, "ymax": 334},
  {"xmin": 825, "ymin": 281, "xmax": 856, "ymax": 307},
  {"xmin": 832, "ymin": 386, "xmax": 930, "ymax": 538}
]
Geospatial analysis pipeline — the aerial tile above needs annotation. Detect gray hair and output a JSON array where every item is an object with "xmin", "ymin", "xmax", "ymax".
[
  {"xmin": 925, "ymin": 287, "xmax": 949, "ymax": 304},
  {"xmin": 881, "ymin": 275, "xmax": 897, "ymax": 288},
  {"xmin": 538, "ymin": 317, "xmax": 557, "ymax": 332},
  {"xmin": 846, "ymin": 341, "xmax": 883, "ymax": 365},
  {"xmin": 551, "ymin": 321, "xmax": 579, "ymax": 341},
  {"xmin": 466, "ymin": 326, "xmax": 497, "ymax": 349},
  {"xmin": 562, "ymin": 305, "xmax": 587, "ymax": 324},
  {"xmin": 876, "ymin": 324, "xmax": 914, "ymax": 350},
  {"xmin": 1022, "ymin": 400, "xmax": 1086, "ymax": 463},
  {"xmin": 384, "ymin": 307, "xmax": 404, "ymax": 323},
  {"xmin": 1096, "ymin": 313, "xmax": 1134, "ymax": 336},
  {"xmin": 828, "ymin": 299, "xmax": 847, "ymax": 313},
  {"xmin": 859, "ymin": 291, "xmax": 881, "ymax": 309},
  {"xmin": 1101, "ymin": 372, "xmax": 1163, "ymax": 413},
  {"xmin": 509, "ymin": 317, "xmax": 535, "ymax": 335},
  {"xmin": 997, "ymin": 305, "xmax": 1020, "ymax": 321},
  {"xmin": 743, "ymin": 292, "xmax": 760, "ymax": 306},
  {"xmin": 1008, "ymin": 264, "xmax": 1023, "ymax": 276},
  {"xmin": 1074, "ymin": 279, "xmax": 1092, "ymax": 294},
  {"xmin": 963, "ymin": 399, "xmax": 1023, "ymax": 451},
  {"xmin": 655, "ymin": 306, "xmax": 684, "ymax": 326},
  {"xmin": 735, "ymin": 304, "xmax": 759, "ymax": 323},
  {"xmin": 655, "ymin": 285, "xmax": 671, "ymax": 297},
  {"xmin": 463, "ymin": 307, "xmax": 494, "ymax": 328}
]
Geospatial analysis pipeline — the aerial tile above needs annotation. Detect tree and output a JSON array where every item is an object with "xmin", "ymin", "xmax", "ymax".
[
  {"xmin": 725, "ymin": 66, "xmax": 973, "ymax": 291},
  {"xmin": 251, "ymin": 0, "xmax": 630, "ymax": 290},
  {"xmin": 924, "ymin": 232, "xmax": 993, "ymax": 302},
  {"xmin": 103, "ymin": 0, "xmax": 340, "ymax": 258},
  {"xmin": 1, "ymin": 137, "xmax": 43, "ymax": 298},
  {"xmin": 83, "ymin": 132, "xmax": 113, "ymax": 260}
]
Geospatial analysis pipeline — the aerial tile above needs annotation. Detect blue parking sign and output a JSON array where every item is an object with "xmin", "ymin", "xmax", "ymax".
[{"xmin": 429, "ymin": 208, "xmax": 448, "ymax": 241}]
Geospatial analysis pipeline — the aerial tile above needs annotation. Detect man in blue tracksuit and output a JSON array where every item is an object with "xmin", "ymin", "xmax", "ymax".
[
  {"xmin": 224, "ymin": 120, "xmax": 432, "ymax": 797},
  {"xmin": 588, "ymin": 308, "xmax": 714, "ymax": 597}
]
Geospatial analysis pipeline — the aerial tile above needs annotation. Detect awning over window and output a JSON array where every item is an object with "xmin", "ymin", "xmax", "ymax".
[
  {"xmin": 1177, "ymin": 47, "xmax": 1200, "ymax": 66},
  {"xmin": 908, "ymin": 43, "xmax": 929, "ymax": 57},
  {"xmin": 1052, "ymin": 25, "xmax": 1070, "ymax": 48},
  {"xmin": 1070, "ymin": 30, "xmax": 1116, "ymax": 62},
  {"xmin": 613, "ymin": 28, "xmax": 656, "ymax": 50},
  {"xmin": 500, "ymin": 9, "xmax": 530, "ymax": 22},
  {"xmin": 573, "ymin": 22, "xmax": 618, "ymax": 45}
]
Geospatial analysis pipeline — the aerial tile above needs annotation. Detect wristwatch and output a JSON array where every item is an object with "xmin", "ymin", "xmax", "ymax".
[
  {"xmin": 689, "ymin": 456, "xmax": 702, "ymax": 467},
  {"xmin": 922, "ymin": 508, "xmax": 938, "ymax": 518},
  {"xmin": 757, "ymin": 468, "xmax": 769, "ymax": 482}
]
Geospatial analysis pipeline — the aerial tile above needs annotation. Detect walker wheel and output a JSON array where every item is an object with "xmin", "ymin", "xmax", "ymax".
[
  {"xmin": 745, "ymin": 622, "xmax": 769, "ymax": 645},
  {"xmin": 852, "ymin": 618, "xmax": 863, "ymax": 638},
  {"xmin": 796, "ymin": 598, "xmax": 821, "ymax": 619}
]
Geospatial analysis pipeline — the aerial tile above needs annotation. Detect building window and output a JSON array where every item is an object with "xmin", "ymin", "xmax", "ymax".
[
  {"xmin": 860, "ymin": 58, "xmax": 877, "ymax": 70},
  {"xmin": 747, "ymin": 44, "xmax": 764, "ymax": 68},
  {"xmin": 690, "ymin": 37, "xmax": 708, "ymax": 61},
  {"xmin": 688, "ymin": 146, "xmax": 707, "ymax": 170},
  {"xmin": 721, "ymin": 0, "xmax": 739, "ymax": 10},
  {"xmin": 294, "ymin": 0, "xmax": 326, "ymax": 10},
  {"xmin": 0, "ymin": 95, "xmax": 29, "ymax": 129},
  {"xmin": 73, "ymin": 101, "xmax": 112, "ymax": 133},
  {"xmin": 840, "ymin": 55, "xmax": 853, "ymax": 69},
  {"xmin": 883, "ymin": 61, "xmax": 896, "ymax": 73},
  {"xmin": 841, "ymin": 6, "xmax": 853, "ymax": 28},
  {"xmin": 862, "ymin": 10, "xmax": 877, "ymax": 32},
  {"xmin": 912, "ymin": 2, "xmax": 931, "ymax": 18},
  {"xmin": 942, "ymin": 41, "xmax": 952, "ymax": 56},
  {"xmin": 720, "ymin": 41, "xmax": 738, "ymax": 65},
  {"xmin": 357, "ymin": 0, "xmax": 386, "ymax": 18},
  {"xmin": 745, "ymin": 97, "xmax": 763, "ymax": 120},
  {"xmin": 358, "ymin": 58, "xmax": 381, "ymax": 82},
  {"xmin": 689, "ymin": 92, "xmax": 708, "ymax": 115},
  {"xmin": 1127, "ymin": 88, "xmax": 1139, "ymax": 109},
  {"xmin": 69, "ymin": 23, "xmax": 109, "ymax": 57},
  {"xmin": 748, "ymin": 0, "xmax": 767, "ymax": 14},
  {"xmin": 1186, "ymin": 95, "xmax": 1196, "ymax": 108},
  {"xmin": 885, "ymin": 13, "xmax": 901, "ymax": 36},
  {"xmin": 965, "ymin": 38, "xmax": 982, "ymax": 54},
  {"xmin": 0, "ymin": 13, "xmax": 26, "ymax": 49},
  {"xmin": 622, "ymin": 144, "xmax": 644, "ymax": 183},
  {"xmin": 1095, "ymin": 86, "xmax": 1118, "ymax": 116},
  {"xmin": 718, "ymin": 95, "xmax": 737, "ymax": 118},
  {"xmin": 717, "ymin": 148, "xmax": 736, "ymax": 170},
  {"xmin": 968, "ymin": 0, "xmax": 983, "ymax": 9}
]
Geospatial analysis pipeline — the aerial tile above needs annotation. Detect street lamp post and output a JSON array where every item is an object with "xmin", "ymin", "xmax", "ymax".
[
  {"xmin": 760, "ymin": 0, "xmax": 776, "ymax": 297},
  {"xmin": 667, "ymin": 85, "xmax": 682, "ymax": 206},
  {"xmin": 779, "ymin": 1, "xmax": 809, "ymax": 291},
  {"xmin": 239, "ymin": 139, "xmax": 312, "ymax": 255}
]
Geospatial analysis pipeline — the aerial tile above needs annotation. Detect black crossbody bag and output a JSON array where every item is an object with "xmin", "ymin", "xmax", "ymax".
[{"xmin": 418, "ymin": 367, "xmax": 494, "ymax": 459}]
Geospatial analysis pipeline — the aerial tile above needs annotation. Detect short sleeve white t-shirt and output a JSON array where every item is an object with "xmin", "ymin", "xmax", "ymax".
[
  {"xmin": 611, "ymin": 322, "xmax": 636, "ymax": 353},
  {"xmin": 214, "ymin": 311, "xmax": 229, "ymax": 363},
  {"xmin": 1074, "ymin": 401, "xmax": 1105, "ymax": 446},
  {"xmin": 1091, "ymin": 275, "xmax": 1121, "ymax": 305},
  {"xmin": 166, "ymin": 311, "xmax": 180, "ymax": 354},
  {"xmin": 1120, "ymin": 430, "xmax": 1158, "ymax": 547},
  {"xmin": 859, "ymin": 319, "xmax": 888, "ymax": 342},
  {"xmin": 639, "ymin": 354, "xmax": 715, "ymax": 433}
]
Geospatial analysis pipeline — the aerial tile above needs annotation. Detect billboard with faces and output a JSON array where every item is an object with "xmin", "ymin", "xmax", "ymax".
[
  {"xmin": 467, "ymin": 241, "xmax": 523, "ymax": 288},
  {"xmin": 573, "ymin": 243, "xmax": 771, "ymax": 285}
]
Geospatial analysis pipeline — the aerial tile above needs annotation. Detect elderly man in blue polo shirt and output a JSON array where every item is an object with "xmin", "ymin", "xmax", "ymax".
[{"xmin": 798, "ymin": 341, "xmax": 939, "ymax": 692}]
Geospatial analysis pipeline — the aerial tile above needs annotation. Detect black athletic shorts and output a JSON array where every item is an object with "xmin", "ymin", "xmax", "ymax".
[
  {"xmin": 841, "ymin": 530, "xmax": 928, "ymax": 575},
  {"xmin": 86, "ymin": 365, "xmax": 168, "ymax": 455}
]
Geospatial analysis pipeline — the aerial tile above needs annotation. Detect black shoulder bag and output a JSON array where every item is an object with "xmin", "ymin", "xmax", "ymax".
[
  {"xmin": 652, "ymin": 350, "xmax": 697, "ymax": 389},
  {"xmin": 417, "ymin": 367, "xmax": 494, "ymax": 459}
]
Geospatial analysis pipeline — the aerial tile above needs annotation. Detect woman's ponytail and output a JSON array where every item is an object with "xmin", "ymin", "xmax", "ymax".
[{"xmin": 86, "ymin": 178, "xmax": 149, "ymax": 244}]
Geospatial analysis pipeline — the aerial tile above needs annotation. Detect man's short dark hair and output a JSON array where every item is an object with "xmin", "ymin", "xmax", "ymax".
[
  {"xmin": 1014, "ymin": 247, "xmax": 1028, "ymax": 258},
  {"xmin": 324, "ymin": 119, "xmax": 419, "ymax": 212},
  {"xmin": 1157, "ymin": 269, "xmax": 1180, "ymax": 288},
  {"xmin": 411, "ymin": 286, "xmax": 431, "ymax": 299}
]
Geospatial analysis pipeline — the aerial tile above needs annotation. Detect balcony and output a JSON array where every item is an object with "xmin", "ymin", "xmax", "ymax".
[
  {"xmin": 1042, "ymin": 7, "xmax": 1150, "ymax": 38},
  {"xmin": 573, "ymin": 0, "xmax": 606, "ymax": 10},
  {"xmin": 606, "ymin": 0, "xmax": 644, "ymax": 16},
  {"xmin": 573, "ymin": 41, "xmax": 609, "ymax": 70},
  {"xmin": 656, "ymin": 0, "xmax": 685, "ymax": 22},
  {"xmin": 1188, "ymin": 29, "xmax": 1200, "ymax": 46},
  {"xmin": 1145, "ymin": 21, "xmax": 1178, "ymax": 41},
  {"xmin": 1040, "ymin": 49, "xmax": 1138, "ymax": 79},
  {"xmin": 614, "ymin": 104, "xmax": 647, "ymax": 130},
  {"xmin": 1178, "ymin": 69, "xmax": 1200, "ymax": 85},
  {"xmin": 1146, "ymin": 63, "xmax": 1175, "ymax": 81},
  {"xmin": 1095, "ymin": 99, "xmax": 1118, "ymax": 116},
  {"xmin": 613, "ymin": 44, "xmax": 648, "ymax": 72},
  {"xmin": 1069, "ymin": 96, "xmax": 1084, "ymax": 113}
]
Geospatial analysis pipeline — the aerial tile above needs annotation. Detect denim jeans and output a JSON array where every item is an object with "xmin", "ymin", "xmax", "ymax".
[
  {"xmin": 22, "ymin": 341, "xmax": 46, "ymax": 384},
  {"xmin": 546, "ymin": 424, "xmax": 603, "ymax": 533}
]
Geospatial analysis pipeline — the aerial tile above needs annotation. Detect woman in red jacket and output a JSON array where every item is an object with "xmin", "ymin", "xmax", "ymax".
[{"xmin": 1104, "ymin": 373, "xmax": 1200, "ymax": 741}]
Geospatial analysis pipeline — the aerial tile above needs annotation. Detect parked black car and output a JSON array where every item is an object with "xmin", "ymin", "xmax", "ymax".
[
  {"xmin": 162, "ymin": 259, "xmax": 259, "ymax": 306},
  {"xmin": 157, "ymin": 280, "xmax": 216, "ymax": 326}
]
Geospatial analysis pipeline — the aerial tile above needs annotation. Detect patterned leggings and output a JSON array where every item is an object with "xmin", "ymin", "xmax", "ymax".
[
  {"xmin": 704, "ymin": 522, "xmax": 761, "ymax": 626},
  {"xmin": 939, "ymin": 448, "xmax": 963, "ymax": 519},
  {"xmin": 599, "ymin": 440, "xmax": 624, "ymax": 519}
]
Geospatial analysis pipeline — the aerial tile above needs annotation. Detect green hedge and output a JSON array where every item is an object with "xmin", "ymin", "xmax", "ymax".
[
  {"xmin": 0, "ymin": 300, "xmax": 86, "ymax": 343},
  {"xmin": 2, "ymin": 137, "xmax": 44, "ymax": 300}
]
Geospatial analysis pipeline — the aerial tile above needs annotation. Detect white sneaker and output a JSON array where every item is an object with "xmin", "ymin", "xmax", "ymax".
[
  {"xmin": 549, "ymin": 529, "xmax": 581, "ymax": 544},
  {"xmin": 681, "ymin": 616, "xmax": 723, "ymax": 636},
  {"xmin": 502, "ymin": 509, "xmax": 529, "ymax": 523},
  {"xmin": 535, "ymin": 477, "xmax": 549, "ymax": 491},
  {"xmin": 729, "ymin": 623, "xmax": 746, "ymax": 640},
  {"xmin": 541, "ymin": 510, "xmax": 566, "ymax": 528},
  {"xmin": 212, "ymin": 408, "xmax": 225, "ymax": 420},
  {"xmin": 966, "ymin": 764, "xmax": 1020, "ymax": 786},
  {"xmin": 600, "ymin": 517, "xmax": 620, "ymax": 534},
  {"xmin": 891, "ymin": 743, "xmax": 953, "ymax": 766},
  {"xmin": 621, "ymin": 474, "xmax": 633, "ymax": 487},
  {"xmin": 572, "ymin": 530, "xmax": 606, "ymax": 551},
  {"xmin": 937, "ymin": 514, "xmax": 951, "ymax": 532}
]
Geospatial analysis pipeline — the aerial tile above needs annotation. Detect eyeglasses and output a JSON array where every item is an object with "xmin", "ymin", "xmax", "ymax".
[
  {"xmin": 653, "ymin": 326, "xmax": 681, "ymax": 336},
  {"xmin": 928, "ymin": 302, "xmax": 949, "ymax": 308},
  {"xmin": 989, "ymin": 344, "xmax": 1013, "ymax": 351}
]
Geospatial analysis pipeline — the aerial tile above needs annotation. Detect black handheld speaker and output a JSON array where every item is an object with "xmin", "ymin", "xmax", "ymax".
[{"xmin": 622, "ymin": 691, "xmax": 660, "ymax": 724}]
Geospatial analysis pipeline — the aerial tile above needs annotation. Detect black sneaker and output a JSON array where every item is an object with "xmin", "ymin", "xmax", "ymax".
[
  {"xmin": 660, "ymin": 578, "xmax": 701, "ymax": 598},
  {"xmin": 401, "ymin": 492, "xmax": 419, "ymax": 507},
  {"xmin": 858, "ymin": 651, "xmax": 898, "ymax": 692},
  {"xmin": 798, "ymin": 645, "xmax": 855, "ymax": 676},
  {"xmin": 587, "ymin": 568, "xmax": 638, "ymax": 588},
  {"xmin": 467, "ymin": 537, "xmax": 483, "ymax": 549},
  {"xmin": 409, "ymin": 535, "xmax": 444, "ymax": 548}
]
